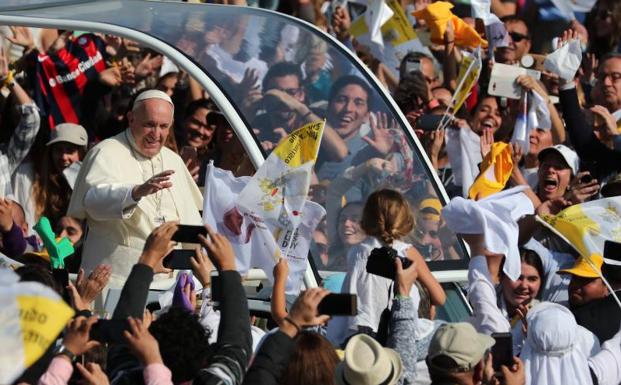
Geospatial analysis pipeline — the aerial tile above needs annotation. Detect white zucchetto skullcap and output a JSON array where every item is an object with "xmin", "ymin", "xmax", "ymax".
[{"xmin": 133, "ymin": 89, "xmax": 173, "ymax": 110}]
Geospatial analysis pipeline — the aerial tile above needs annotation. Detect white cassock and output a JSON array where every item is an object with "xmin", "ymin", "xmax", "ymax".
[{"xmin": 68, "ymin": 129, "xmax": 202, "ymax": 289}]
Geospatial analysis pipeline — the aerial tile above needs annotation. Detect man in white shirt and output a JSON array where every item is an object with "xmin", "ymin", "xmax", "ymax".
[{"xmin": 68, "ymin": 89, "xmax": 203, "ymax": 289}]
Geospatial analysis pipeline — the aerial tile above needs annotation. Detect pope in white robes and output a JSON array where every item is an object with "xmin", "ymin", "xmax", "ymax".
[{"xmin": 68, "ymin": 90, "xmax": 203, "ymax": 289}]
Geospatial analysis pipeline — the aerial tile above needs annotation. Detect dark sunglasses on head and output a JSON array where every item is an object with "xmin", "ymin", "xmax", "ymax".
[{"xmin": 509, "ymin": 32, "xmax": 529, "ymax": 43}]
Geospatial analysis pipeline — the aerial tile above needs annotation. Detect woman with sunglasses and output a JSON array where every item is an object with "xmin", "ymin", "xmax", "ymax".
[{"xmin": 410, "ymin": 197, "xmax": 460, "ymax": 261}]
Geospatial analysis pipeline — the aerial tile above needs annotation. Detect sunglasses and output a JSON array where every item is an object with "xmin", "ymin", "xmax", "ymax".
[
  {"xmin": 509, "ymin": 32, "xmax": 529, "ymax": 43},
  {"xmin": 415, "ymin": 228, "xmax": 439, "ymax": 239}
]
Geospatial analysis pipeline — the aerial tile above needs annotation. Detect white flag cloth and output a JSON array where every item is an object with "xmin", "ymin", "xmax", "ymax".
[
  {"xmin": 446, "ymin": 125, "xmax": 482, "ymax": 197},
  {"xmin": 0, "ymin": 269, "xmax": 74, "ymax": 384},
  {"xmin": 544, "ymin": 39, "xmax": 582, "ymax": 81},
  {"xmin": 203, "ymin": 162, "xmax": 325, "ymax": 293},
  {"xmin": 442, "ymin": 186, "xmax": 534, "ymax": 281},
  {"xmin": 512, "ymin": 91, "xmax": 551, "ymax": 154},
  {"xmin": 365, "ymin": 0, "xmax": 394, "ymax": 47}
]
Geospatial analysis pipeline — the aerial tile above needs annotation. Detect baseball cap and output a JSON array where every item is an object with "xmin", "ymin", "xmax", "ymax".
[
  {"xmin": 427, "ymin": 322, "xmax": 495, "ymax": 373},
  {"xmin": 46, "ymin": 123, "xmax": 88, "ymax": 147},
  {"xmin": 557, "ymin": 254, "xmax": 603, "ymax": 279},
  {"xmin": 537, "ymin": 144, "xmax": 579, "ymax": 176}
]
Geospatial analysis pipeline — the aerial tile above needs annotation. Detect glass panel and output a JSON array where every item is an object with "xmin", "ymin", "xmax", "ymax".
[{"xmin": 1, "ymin": 1, "xmax": 468, "ymax": 272}]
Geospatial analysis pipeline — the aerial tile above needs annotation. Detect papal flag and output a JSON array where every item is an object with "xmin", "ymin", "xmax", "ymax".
[
  {"xmin": 237, "ymin": 120, "xmax": 325, "ymax": 231},
  {"xmin": 452, "ymin": 47, "xmax": 482, "ymax": 113},
  {"xmin": 204, "ymin": 120, "xmax": 326, "ymax": 293},
  {"xmin": 539, "ymin": 197, "xmax": 621, "ymax": 262},
  {"xmin": 468, "ymin": 142, "xmax": 514, "ymax": 200},
  {"xmin": 0, "ymin": 268, "xmax": 74, "ymax": 384}
]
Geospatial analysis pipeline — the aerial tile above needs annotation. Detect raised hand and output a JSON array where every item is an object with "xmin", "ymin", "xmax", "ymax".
[
  {"xmin": 565, "ymin": 172, "xmax": 599, "ymax": 205},
  {"xmin": 515, "ymin": 75, "xmax": 549, "ymax": 99},
  {"xmin": 98, "ymin": 67, "xmax": 122, "ymax": 87},
  {"xmin": 480, "ymin": 127, "xmax": 494, "ymax": 159},
  {"xmin": 132, "ymin": 170, "xmax": 175, "ymax": 201},
  {"xmin": 135, "ymin": 53, "xmax": 163, "ymax": 79},
  {"xmin": 394, "ymin": 256, "xmax": 417, "ymax": 297},
  {"xmin": 363, "ymin": 112, "xmax": 397, "ymax": 155},
  {"xmin": 7, "ymin": 26, "xmax": 34, "ymax": 50},
  {"xmin": 61, "ymin": 316, "xmax": 100, "ymax": 357},
  {"xmin": 75, "ymin": 362, "xmax": 109, "ymax": 385},
  {"xmin": 287, "ymin": 288, "xmax": 331, "ymax": 329},
  {"xmin": 590, "ymin": 105, "xmax": 618, "ymax": 139},
  {"xmin": 123, "ymin": 316, "xmax": 164, "ymax": 365},
  {"xmin": 190, "ymin": 245, "xmax": 215, "ymax": 287},
  {"xmin": 332, "ymin": 6, "xmax": 352, "ymax": 42},
  {"xmin": 198, "ymin": 224, "xmax": 236, "ymax": 271},
  {"xmin": 0, "ymin": 198, "xmax": 13, "ymax": 232},
  {"xmin": 510, "ymin": 142, "xmax": 524, "ymax": 165},
  {"xmin": 138, "ymin": 222, "xmax": 178, "ymax": 273}
]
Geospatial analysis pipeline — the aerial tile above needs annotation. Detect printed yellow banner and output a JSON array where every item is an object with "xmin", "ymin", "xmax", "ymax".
[
  {"xmin": 273, "ymin": 120, "xmax": 325, "ymax": 168},
  {"xmin": 18, "ymin": 296, "xmax": 74, "ymax": 368}
]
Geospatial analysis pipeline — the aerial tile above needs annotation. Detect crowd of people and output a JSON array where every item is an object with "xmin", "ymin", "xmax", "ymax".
[{"xmin": 1, "ymin": 0, "xmax": 621, "ymax": 384}]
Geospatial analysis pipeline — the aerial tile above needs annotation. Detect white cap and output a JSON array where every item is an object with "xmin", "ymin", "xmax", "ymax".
[
  {"xmin": 133, "ymin": 89, "xmax": 173, "ymax": 110},
  {"xmin": 538, "ymin": 144, "xmax": 579, "ymax": 175},
  {"xmin": 46, "ymin": 123, "xmax": 88, "ymax": 147}
]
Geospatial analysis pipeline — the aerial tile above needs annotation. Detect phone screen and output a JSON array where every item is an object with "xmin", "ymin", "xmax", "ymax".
[
  {"xmin": 163, "ymin": 249, "xmax": 196, "ymax": 270},
  {"xmin": 172, "ymin": 225, "xmax": 207, "ymax": 243},
  {"xmin": 318, "ymin": 293, "xmax": 358, "ymax": 316},
  {"xmin": 491, "ymin": 332, "xmax": 513, "ymax": 376},
  {"xmin": 90, "ymin": 319, "xmax": 130, "ymax": 344},
  {"xmin": 210, "ymin": 271, "xmax": 221, "ymax": 308}
]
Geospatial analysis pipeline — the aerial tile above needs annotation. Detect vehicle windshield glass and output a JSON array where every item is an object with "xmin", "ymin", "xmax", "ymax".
[{"xmin": 0, "ymin": 0, "xmax": 468, "ymax": 273}]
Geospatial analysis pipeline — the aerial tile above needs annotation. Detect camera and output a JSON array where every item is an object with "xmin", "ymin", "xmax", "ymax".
[{"xmin": 366, "ymin": 246, "xmax": 412, "ymax": 279}]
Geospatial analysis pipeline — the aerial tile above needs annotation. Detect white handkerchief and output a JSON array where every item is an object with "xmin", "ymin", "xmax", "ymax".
[{"xmin": 544, "ymin": 39, "xmax": 582, "ymax": 81}]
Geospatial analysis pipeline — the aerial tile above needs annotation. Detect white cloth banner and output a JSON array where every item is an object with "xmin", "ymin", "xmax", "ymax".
[
  {"xmin": 203, "ymin": 162, "xmax": 325, "ymax": 293},
  {"xmin": 442, "ymin": 186, "xmax": 534, "ymax": 281}
]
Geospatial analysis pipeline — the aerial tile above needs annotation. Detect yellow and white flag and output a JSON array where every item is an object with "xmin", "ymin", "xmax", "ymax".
[
  {"xmin": 0, "ymin": 268, "xmax": 74, "ymax": 384},
  {"xmin": 540, "ymin": 197, "xmax": 621, "ymax": 262},
  {"xmin": 452, "ymin": 47, "xmax": 483, "ymax": 113},
  {"xmin": 204, "ymin": 120, "xmax": 326, "ymax": 293},
  {"xmin": 237, "ymin": 120, "xmax": 325, "ymax": 230}
]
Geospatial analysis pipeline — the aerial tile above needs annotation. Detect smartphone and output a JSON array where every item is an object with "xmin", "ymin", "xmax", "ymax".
[
  {"xmin": 89, "ymin": 319, "xmax": 130, "ymax": 344},
  {"xmin": 318, "ymin": 293, "xmax": 358, "ymax": 316},
  {"xmin": 415, "ymin": 114, "xmax": 444, "ymax": 131},
  {"xmin": 52, "ymin": 269, "xmax": 69, "ymax": 289},
  {"xmin": 163, "ymin": 249, "xmax": 196, "ymax": 270},
  {"xmin": 172, "ymin": 225, "xmax": 207, "ymax": 243},
  {"xmin": 404, "ymin": 59, "xmax": 421, "ymax": 76},
  {"xmin": 491, "ymin": 332, "xmax": 513, "ymax": 376},
  {"xmin": 210, "ymin": 270, "xmax": 222, "ymax": 309}
]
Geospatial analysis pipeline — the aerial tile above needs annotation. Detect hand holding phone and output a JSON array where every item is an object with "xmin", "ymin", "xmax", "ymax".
[
  {"xmin": 163, "ymin": 249, "xmax": 196, "ymax": 270},
  {"xmin": 491, "ymin": 332, "xmax": 513, "ymax": 377},
  {"xmin": 172, "ymin": 225, "xmax": 207, "ymax": 243},
  {"xmin": 90, "ymin": 319, "xmax": 131, "ymax": 344},
  {"xmin": 317, "ymin": 293, "xmax": 357, "ymax": 316}
]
